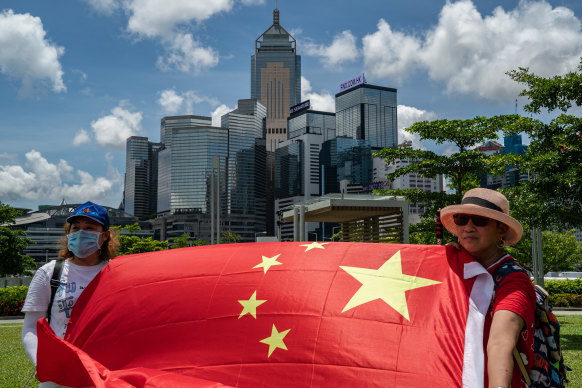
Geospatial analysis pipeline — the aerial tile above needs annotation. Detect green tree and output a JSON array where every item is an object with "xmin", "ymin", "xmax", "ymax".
[
  {"xmin": 171, "ymin": 233, "xmax": 207, "ymax": 248},
  {"xmin": 110, "ymin": 223, "xmax": 169, "ymax": 255},
  {"xmin": 505, "ymin": 230, "xmax": 582, "ymax": 274},
  {"xmin": 0, "ymin": 202, "xmax": 36, "ymax": 276},
  {"xmin": 491, "ymin": 61, "xmax": 582, "ymax": 227},
  {"xmin": 220, "ymin": 231, "xmax": 241, "ymax": 244},
  {"xmin": 374, "ymin": 116, "xmax": 516, "ymax": 244}
]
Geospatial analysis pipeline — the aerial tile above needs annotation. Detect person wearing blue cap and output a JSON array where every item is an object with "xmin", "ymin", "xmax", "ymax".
[{"xmin": 21, "ymin": 201, "xmax": 120, "ymax": 387}]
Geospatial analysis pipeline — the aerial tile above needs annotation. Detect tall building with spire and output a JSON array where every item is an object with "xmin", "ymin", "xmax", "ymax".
[{"xmin": 251, "ymin": 6, "xmax": 301, "ymax": 152}]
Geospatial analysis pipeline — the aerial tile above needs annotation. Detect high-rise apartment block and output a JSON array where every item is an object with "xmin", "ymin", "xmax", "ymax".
[
  {"xmin": 374, "ymin": 141, "xmax": 444, "ymax": 220},
  {"xmin": 251, "ymin": 8, "xmax": 301, "ymax": 152}
]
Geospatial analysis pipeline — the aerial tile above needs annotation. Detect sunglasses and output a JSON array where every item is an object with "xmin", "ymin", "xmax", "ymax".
[{"xmin": 453, "ymin": 214, "xmax": 491, "ymax": 227}]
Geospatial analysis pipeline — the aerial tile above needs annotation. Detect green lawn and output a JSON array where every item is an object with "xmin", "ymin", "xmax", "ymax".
[
  {"xmin": 0, "ymin": 323, "xmax": 35, "ymax": 388},
  {"xmin": 561, "ymin": 315, "xmax": 582, "ymax": 388},
  {"xmin": 1, "ymin": 316, "xmax": 581, "ymax": 387}
]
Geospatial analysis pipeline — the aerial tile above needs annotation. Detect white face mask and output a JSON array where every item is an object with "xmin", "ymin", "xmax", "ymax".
[{"xmin": 67, "ymin": 230, "xmax": 102, "ymax": 258}]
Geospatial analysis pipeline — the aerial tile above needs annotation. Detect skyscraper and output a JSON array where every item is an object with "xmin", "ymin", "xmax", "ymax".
[
  {"xmin": 157, "ymin": 115, "xmax": 226, "ymax": 216},
  {"xmin": 335, "ymin": 83, "xmax": 398, "ymax": 150},
  {"xmin": 124, "ymin": 136, "xmax": 163, "ymax": 218},
  {"xmin": 221, "ymin": 99, "xmax": 268, "ymax": 239},
  {"xmin": 251, "ymin": 7, "xmax": 301, "ymax": 152}
]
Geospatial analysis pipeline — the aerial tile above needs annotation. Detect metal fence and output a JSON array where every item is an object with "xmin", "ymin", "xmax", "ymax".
[{"xmin": 0, "ymin": 277, "xmax": 32, "ymax": 288}]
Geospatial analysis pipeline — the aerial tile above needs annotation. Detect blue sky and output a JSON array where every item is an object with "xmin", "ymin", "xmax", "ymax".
[{"xmin": 1, "ymin": 0, "xmax": 581, "ymax": 211}]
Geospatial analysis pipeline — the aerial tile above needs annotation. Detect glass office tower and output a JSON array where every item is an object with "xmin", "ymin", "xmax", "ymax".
[
  {"xmin": 124, "ymin": 136, "xmax": 163, "ymax": 218},
  {"xmin": 251, "ymin": 7, "xmax": 301, "ymax": 152},
  {"xmin": 320, "ymin": 137, "xmax": 373, "ymax": 194},
  {"xmin": 221, "ymin": 99, "xmax": 267, "ymax": 239},
  {"xmin": 275, "ymin": 141, "xmax": 303, "ymax": 198},
  {"xmin": 335, "ymin": 84, "xmax": 398, "ymax": 150},
  {"xmin": 160, "ymin": 115, "xmax": 213, "ymax": 148},
  {"xmin": 288, "ymin": 109, "xmax": 336, "ymax": 141},
  {"xmin": 157, "ymin": 116, "xmax": 228, "ymax": 216}
]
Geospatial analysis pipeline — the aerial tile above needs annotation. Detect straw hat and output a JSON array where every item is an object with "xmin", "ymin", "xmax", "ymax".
[{"xmin": 440, "ymin": 188, "xmax": 523, "ymax": 246}]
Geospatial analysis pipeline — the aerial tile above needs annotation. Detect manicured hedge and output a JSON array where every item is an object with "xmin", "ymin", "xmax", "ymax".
[
  {"xmin": 544, "ymin": 279, "xmax": 582, "ymax": 295},
  {"xmin": 0, "ymin": 286, "xmax": 27, "ymax": 316},
  {"xmin": 550, "ymin": 293, "xmax": 582, "ymax": 308}
]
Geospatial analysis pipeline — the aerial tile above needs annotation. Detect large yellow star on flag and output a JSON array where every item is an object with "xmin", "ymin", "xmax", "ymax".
[
  {"xmin": 238, "ymin": 291, "xmax": 266, "ymax": 319},
  {"xmin": 300, "ymin": 241, "xmax": 328, "ymax": 252},
  {"xmin": 340, "ymin": 250, "xmax": 441, "ymax": 320},
  {"xmin": 253, "ymin": 254, "xmax": 282, "ymax": 273},
  {"xmin": 260, "ymin": 324, "xmax": 290, "ymax": 357}
]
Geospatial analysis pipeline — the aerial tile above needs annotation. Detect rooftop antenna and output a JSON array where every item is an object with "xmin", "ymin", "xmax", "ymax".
[{"xmin": 273, "ymin": 0, "xmax": 279, "ymax": 24}]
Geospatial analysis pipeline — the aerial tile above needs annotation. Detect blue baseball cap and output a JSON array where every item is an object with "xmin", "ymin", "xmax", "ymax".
[{"xmin": 67, "ymin": 201, "xmax": 111, "ymax": 228}]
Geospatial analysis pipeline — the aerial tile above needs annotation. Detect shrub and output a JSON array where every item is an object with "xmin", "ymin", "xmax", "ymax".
[
  {"xmin": 550, "ymin": 293, "xmax": 582, "ymax": 308},
  {"xmin": 544, "ymin": 279, "xmax": 582, "ymax": 295},
  {"xmin": 0, "ymin": 286, "xmax": 28, "ymax": 316}
]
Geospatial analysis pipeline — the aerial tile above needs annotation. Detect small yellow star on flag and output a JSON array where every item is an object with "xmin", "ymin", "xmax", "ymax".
[
  {"xmin": 300, "ymin": 241, "xmax": 328, "ymax": 252},
  {"xmin": 260, "ymin": 324, "xmax": 290, "ymax": 357},
  {"xmin": 253, "ymin": 254, "xmax": 282, "ymax": 273},
  {"xmin": 340, "ymin": 250, "xmax": 441, "ymax": 321},
  {"xmin": 238, "ymin": 291, "xmax": 266, "ymax": 319}
]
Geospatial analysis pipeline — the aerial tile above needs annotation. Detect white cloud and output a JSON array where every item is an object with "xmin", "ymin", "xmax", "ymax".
[
  {"xmin": 0, "ymin": 10, "xmax": 65, "ymax": 96},
  {"xmin": 363, "ymin": 0, "xmax": 582, "ymax": 100},
  {"xmin": 158, "ymin": 89, "xmax": 184, "ymax": 114},
  {"xmin": 158, "ymin": 89, "xmax": 220, "ymax": 115},
  {"xmin": 90, "ymin": 103, "xmax": 143, "ymax": 150},
  {"xmin": 301, "ymin": 77, "xmax": 335, "ymax": 112},
  {"xmin": 240, "ymin": 0, "xmax": 265, "ymax": 5},
  {"xmin": 83, "ymin": 0, "xmax": 120, "ymax": 14},
  {"xmin": 156, "ymin": 33, "xmax": 219, "ymax": 73},
  {"xmin": 442, "ymin": 146, "xmax": 458, "ymax": 157},
  {"xmin": 0, "ymin": 150, "xmax": 113, "ymax": 203},
  {"xmin": 362, "ymin": 19, "xmax": 422, "ymax": 81},
  {"xmin": 397, "ymin": 105, "xmax": 438, "ymax": 149},
  {"xmin": 125, "ymin": 0, "xmax": 234, "ymax": 38},
  {"xmin": 73, "ymin": 129, "xmax": 91, "ymax": 147},
  {"xmin": 303, "ymin": 30, "xmax": 359, "ymax": 67},
  {"xmin": 212, "ymin": 104, "xmax": 235, "ymax": 127},
  {"xmin": 88, "ymin": 0, "xmax": 237, "ymax": 74}
]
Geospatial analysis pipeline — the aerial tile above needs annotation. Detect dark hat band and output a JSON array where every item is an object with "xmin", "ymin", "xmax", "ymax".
[{"xmin": 461, "ymin": 197, "xmax": 503, "ymax": 213}]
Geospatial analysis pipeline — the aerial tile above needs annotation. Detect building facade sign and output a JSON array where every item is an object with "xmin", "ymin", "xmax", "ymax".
[
  {"xmin": 362, "ymin": 181, "xmax": 389, "ymax": 192},
  {"xmin": 338, "ymin": 73, "xmax": 365, "ymax": 93},
  {"xmin": 289, "ymin": 100, "xmax": 310, "ymax": 115}
]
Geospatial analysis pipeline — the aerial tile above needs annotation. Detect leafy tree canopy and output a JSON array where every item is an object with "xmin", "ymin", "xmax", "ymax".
[
  {"xmin": 0, "ymin": 202, "xmax": 36, "ymax": 276},
  {"xmin": 110, "ymin": 223, "xmax": 169, "ymax": 256},
  {"xmin": 171, "ymin": 233, "xmax": 207, "ymax": 249},
  {"xmin": 220, "ymin": 231, "xmax": 241, "ymax": 244}
]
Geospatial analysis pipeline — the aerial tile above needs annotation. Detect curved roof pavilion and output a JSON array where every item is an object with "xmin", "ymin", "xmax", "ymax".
[{"xmin": 281, "ymin": 194, "xmax": 409, "ymax": 243}]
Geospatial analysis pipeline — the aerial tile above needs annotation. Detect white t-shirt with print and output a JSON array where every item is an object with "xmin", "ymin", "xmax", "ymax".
[{"xmin": 22, "ymin": 259, "xmax": 107, "ymax": 338}]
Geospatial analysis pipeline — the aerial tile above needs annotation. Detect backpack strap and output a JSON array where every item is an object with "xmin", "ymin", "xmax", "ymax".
[
  {"xmin": 46, "ymin": 259, "xmax": 65, "ymax": 324},
  {"xmin": 491, "ymin": 258, "xmax": 532, "ymax": 387}
]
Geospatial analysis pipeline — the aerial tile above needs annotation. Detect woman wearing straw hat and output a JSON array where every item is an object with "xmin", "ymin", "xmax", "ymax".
[{"xmin": 441, "ymin": 188, "xmax": 536, "ymax": 388}]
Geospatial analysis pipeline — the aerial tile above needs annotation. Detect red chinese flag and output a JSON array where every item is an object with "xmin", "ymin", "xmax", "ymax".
[{"xmin": 37, "ymin": 242, "xmax": 493, "ymax": 387}]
